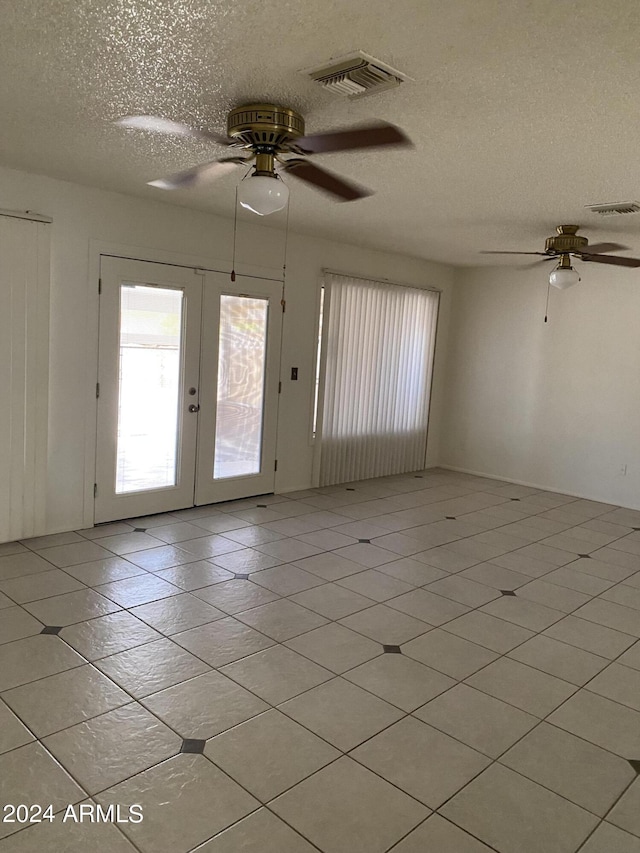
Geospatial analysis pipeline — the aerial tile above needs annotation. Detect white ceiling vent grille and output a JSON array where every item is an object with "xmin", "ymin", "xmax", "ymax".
[
  {"xmin": 585, "ymin": 201, "xmax": 640, "ymax": 216},
  {"xmin": 300, "ymin": 51, "xmax": 410, "ymax": 99}
]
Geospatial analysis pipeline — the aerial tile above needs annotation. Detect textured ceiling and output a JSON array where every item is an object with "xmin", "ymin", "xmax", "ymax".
[{"xmin": 2, "ymin": 0, "xmax": 640, "ymax": 265}]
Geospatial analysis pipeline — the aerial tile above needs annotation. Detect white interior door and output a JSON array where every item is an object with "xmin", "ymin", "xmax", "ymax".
[
  {"xmin": 195, "ymin": 272, "xmax": 283, "ymax": 504},
  {"xmin": 95, "ymin": 259, "xmax": 282, "ymax": 523}
]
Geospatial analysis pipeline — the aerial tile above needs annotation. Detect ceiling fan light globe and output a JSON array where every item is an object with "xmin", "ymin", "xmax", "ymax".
[
  {"xmin": 549, "ymin": 267, "xmax": 580, "ymax": 289},
  {"xmin": 237, "ymin": 175, "xmax": 289, "ymax": 216}
]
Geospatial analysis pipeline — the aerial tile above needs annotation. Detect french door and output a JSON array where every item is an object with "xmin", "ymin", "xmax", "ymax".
[{"xmin": 95, "ymin": 257, "xmax": 282, "ymax": 523}]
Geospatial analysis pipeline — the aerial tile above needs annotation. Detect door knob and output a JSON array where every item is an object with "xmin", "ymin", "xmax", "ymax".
[{"xmin": 188, "ymin": 404, "xmax": 200, "ymax": 413}]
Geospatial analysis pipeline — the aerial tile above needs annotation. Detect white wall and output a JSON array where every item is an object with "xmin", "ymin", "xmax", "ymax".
[
  {"xmin": 441, "ymin": 264, "xmax": 640, "ymax": 509},
  {"xmin": 0, "ymin": 165, "xmax": 454, "ymax": 537}
]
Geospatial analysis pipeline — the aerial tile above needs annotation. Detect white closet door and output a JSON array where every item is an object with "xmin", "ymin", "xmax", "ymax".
[{"xmin": 0, "ymin": 216, "xmax": 50, "ymax": 542}]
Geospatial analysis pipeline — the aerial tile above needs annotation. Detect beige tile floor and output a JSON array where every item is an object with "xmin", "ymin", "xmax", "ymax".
[{"xmin": 1, "ymin": 469, "xmax": 640, "ymax": 852}]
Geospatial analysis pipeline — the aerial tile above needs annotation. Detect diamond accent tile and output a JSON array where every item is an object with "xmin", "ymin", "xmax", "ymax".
[
  {"xmin": 181, "ymin": 738, "xmax": 206, "ymax": 754},
  {"xmin": 9, "ymin": 471, "xmax": 640, "ymax": 853}
]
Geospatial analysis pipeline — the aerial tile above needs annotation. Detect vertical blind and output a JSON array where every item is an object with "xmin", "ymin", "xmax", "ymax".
[
  {"xmin": 319, "ymin": 273, "xmax": 439, "ymax": 487},
  {"xmin": 0, "ymin": 215, "xmax": 50, "ymax": 542}
]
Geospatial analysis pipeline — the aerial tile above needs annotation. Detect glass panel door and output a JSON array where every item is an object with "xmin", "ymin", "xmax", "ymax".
[
  {"xmin": 95, "ymin": 258, "xmax": 202, "ymax": 523},
  {"xmin": 95, "ymin": 261, "xmax": 283, "ymax": 521},
  {"xmin": 116, "ymin": 285, "xmax": 184, "ymax": 493},
  {"xmin": 195, "ymin": 273, "xmax": 283, "ymax": 504},
  {"xmin": 214, "ymin": 295, "xmax": 268, "ymax": 480}
]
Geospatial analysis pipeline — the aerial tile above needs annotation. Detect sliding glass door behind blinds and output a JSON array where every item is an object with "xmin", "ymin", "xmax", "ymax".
[{"xmin": 318, "ymin": 273, "xmax": 439, "ymax": 487}]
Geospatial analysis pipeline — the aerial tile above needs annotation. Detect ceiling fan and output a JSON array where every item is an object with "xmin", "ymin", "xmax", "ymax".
[
  {"xmin": 481, "ymin": 225, "xmax": 640, "ymax": 289},
  {"xmin": 116, "ymin": 103, "xmax": 411, "ymax": 215}
]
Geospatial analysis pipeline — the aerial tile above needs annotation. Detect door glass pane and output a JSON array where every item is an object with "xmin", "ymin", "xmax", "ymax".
[
  {"xmin": 116, "ymin": 284, "xmax": 183, "ymax": 493},
  {"xmin": 214, "ymin": 295, "xmax": 268, "ymax": 479}
]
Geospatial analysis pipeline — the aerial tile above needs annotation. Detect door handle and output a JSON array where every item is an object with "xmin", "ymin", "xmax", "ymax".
[{"xmin": 188, "ymin": 404, "xmax": 200, "ymax": 413}]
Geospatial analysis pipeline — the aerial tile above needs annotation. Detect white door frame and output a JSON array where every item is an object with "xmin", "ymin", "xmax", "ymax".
[
  {"xmin": 311, "ymin": 276, "xmax": 332, "ymax": 488},
  {"xmin": 84, "ymin": 240, "xmax": 283, "ymax": 529}
]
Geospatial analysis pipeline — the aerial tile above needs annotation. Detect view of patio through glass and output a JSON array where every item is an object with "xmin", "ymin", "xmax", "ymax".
[
  {"xmin": 115, "ymin": 284, "xmax": 183, "ymax": 494},
  {"xmin": 213, "ymin": 294, "xmax": 268, "ymax": 479}
]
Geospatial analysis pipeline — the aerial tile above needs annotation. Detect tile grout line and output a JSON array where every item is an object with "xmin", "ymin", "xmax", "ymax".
[
  {"xmin": 2, "ymin": 472, "xmax": 640, "ymax": 851},
  {"xmin": 2, "ymin": 527, "xmax": 638, "ymax": 731},
  {"xmin": 0, "ymin": 619, "xmax": 332, "ymax": 853},
  {"xmin": 3, "ymin": 508, "xmax": 639, "ymax": 745},
  {"xmin": 3, "ymin": 483, "xmax": 635, "ymax": 633},
  {"xmin": 573, "ymin": 775, "xmax": 639, "ymax": 853},
  {"xmin": 418, "ymin": 616, "xmax": 640, "ymax": 837}
]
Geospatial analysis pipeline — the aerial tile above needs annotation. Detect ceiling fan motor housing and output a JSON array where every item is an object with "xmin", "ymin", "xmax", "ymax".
[
  {"xmin": 545, "ymin": 225, "xmax": 588, "ymax": 254},
  {"xmin": 227, "ymin": 104, "xmax": 305, "ymax": 148}
]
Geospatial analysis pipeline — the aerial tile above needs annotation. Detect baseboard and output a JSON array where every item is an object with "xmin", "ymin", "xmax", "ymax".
[
  {"xmin": 437, "ymin": 464, "xmax": 614, "ymax": 505},
  {"xmin": 278, "ymin": 484, "xmax": 315, "ymax": 495}
]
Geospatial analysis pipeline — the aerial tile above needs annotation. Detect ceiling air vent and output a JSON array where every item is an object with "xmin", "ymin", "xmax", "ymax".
[
  {"xmin": 300, "ymin": 51, "xmax": 410, "ymax": 99},
  {"xmin": 585, "ymin": 201, "xmax": 640, "ymax": 216}
]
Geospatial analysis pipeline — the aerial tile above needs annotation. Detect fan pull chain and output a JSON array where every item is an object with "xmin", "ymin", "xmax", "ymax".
[
  {"xmin": 544, "ymin": 281, "xmax": 551, "ymax": 323},
  {"xmin": 230, "ymin": 185, "xmax": 239, "ymax": 282},
  {"xmin": 281, "ymin": 185, "xmax": 291, "ymax": 299}
]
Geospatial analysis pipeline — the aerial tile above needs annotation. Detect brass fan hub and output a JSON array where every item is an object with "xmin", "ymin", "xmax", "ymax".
[
  {"xmin": 227, "ymin": 104, "xmax": 305, "ymax": 149},
  {"xmin": 545, "ymin": 225, "xmax": 588, "ymax": 254}
]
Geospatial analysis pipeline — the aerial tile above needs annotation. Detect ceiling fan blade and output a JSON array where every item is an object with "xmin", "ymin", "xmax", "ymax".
[
  {"xmin": 480, "ymin": 251, "xmax": 550, "ymax": 256},
  {"xmin": 582, "ymin": 242, "xmax": 629, "ymax": 255},
  {"xmin": 575, "ymin": 252, "xmax": 640, "ymax": 268},
  {"xmin": 148, "ymin": 157, "xmax": 249, "ymax": 190},
  {"xmin": 116, "ymin": 115, "xmax": 232, "ymax": 146},
  {"xmin": 281, "ymin": 159, "xmax": 371, "ymax": 201},
  {"xmin": 518, "ymin": 257, "xmax": 557, "ymax": 269},
  {"xmin": 293, "ymin": 122, "xmax": 411, "ymax": 155}
]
